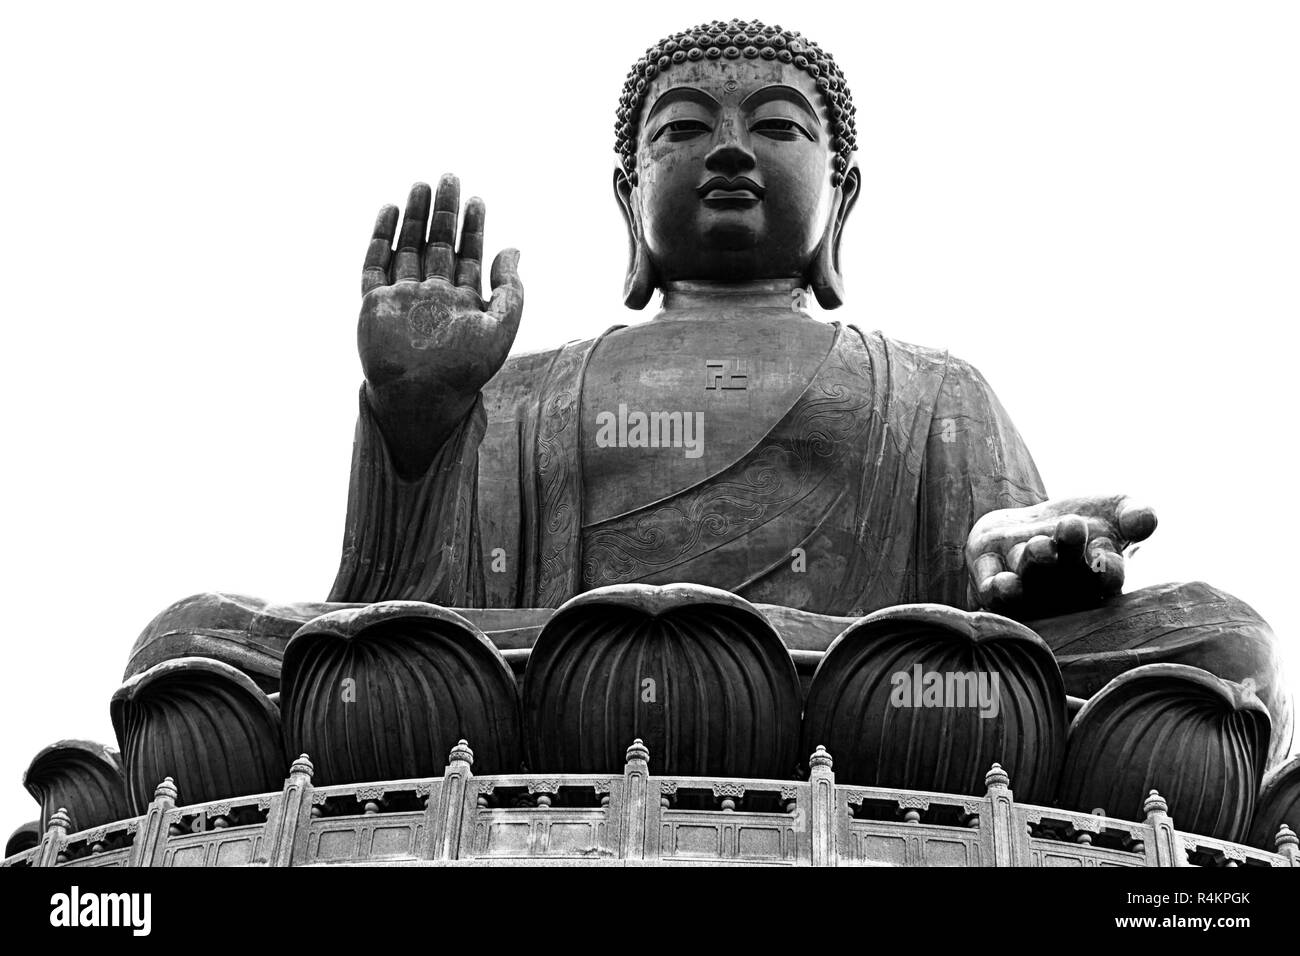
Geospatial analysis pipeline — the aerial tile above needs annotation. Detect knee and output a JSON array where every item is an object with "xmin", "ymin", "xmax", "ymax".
[
  {"xmin": 124, "ymin": 592, "xmax": 285, "ymax": 693},
  {"xmin": 1034, "ymin": 580, "xmax": 1293, "ymax": 765}
]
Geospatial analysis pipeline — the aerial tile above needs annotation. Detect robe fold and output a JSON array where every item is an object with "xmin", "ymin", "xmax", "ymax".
[{"xmin": 328, "ymin": 323, "xmax": 1047, "ymax": 617}]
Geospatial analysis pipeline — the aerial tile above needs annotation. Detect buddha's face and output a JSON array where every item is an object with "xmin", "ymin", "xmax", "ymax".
[{"xmin": 628, "ymin": 59, "xmax": 840, "ymax": 284}]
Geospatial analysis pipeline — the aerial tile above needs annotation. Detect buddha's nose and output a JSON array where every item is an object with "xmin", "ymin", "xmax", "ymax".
[{"xmin": 705, "ymin": 117, "xmax": 756, "ymax": 176}]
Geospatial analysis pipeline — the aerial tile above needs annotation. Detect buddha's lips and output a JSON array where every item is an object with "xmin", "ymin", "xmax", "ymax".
[{"xmin": 697, "ymin": 176, "xmax": 765, "ymax": 203}]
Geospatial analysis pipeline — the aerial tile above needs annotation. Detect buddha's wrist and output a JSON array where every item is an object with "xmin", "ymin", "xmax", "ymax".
[{"xmin": 364, "ymin": 381, "xmax": 478, "ymax": 480}]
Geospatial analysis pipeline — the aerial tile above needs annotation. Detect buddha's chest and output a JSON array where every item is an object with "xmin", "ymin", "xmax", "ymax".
[{"xmin": 579, "ymin": 317, "xmax": 836, "ymax": 523}]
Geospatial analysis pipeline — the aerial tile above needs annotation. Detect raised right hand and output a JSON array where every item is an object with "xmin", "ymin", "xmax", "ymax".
[{"xmin": 357, "ymin": 175, "xmax": 523, "ymax": 477}]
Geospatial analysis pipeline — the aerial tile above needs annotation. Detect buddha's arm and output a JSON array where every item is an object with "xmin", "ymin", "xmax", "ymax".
[
  {"xmin": 328, "ymin": 350, "xmax": 553, "ymax": 607},
  {"xmin": 915, "ymin": 355, "xmax": 1049, "ymax": 609},
  {"xmin": 327, "ymin": 177, "xmax": 525, "ymax": 604},
  {"xmin": 927, "ymin": 357, "xmax": 1159, "ymax": 620},
  {"xmin": 327, "ymin": 383, "xmax": 488, "ymax": 605}
]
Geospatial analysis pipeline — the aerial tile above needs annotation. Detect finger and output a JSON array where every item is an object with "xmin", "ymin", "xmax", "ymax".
[
  {"xmin": 424, "ymin": 173, "xmax": 460, "ymax": 281},
  {"xmin": 362, "ymin": 204, "xmax": 399, "ymax": 295},
  {"xmin": 1115, "ymin": 498, "xmax": 1158, "ymax": 545},
  {"xmin": 1005, "ymin": 542, "xmax": 1027, "ymax": 576},
  {"xmin": 1088, "ymin": 549, "xmax": 1125, "ymax": 595},
  {"xmin": 454, "ymin": 196, "xmax": 486, "ymax": 295},
  {"xmin": 972, "ymin": 552, "xmax": 1006, "ymax": 590},
  {"xmin": 1016, "ymin": 534, "xmax": 1057, "ymax": 576},
  {"xmin": 980, "ymin": 571, "xmax": 1023, "ymax": 611},
  {"xmin": 487, "ymin": 248, "xmax": 524, "ymax": 339},
  {"xmin": 1085, "ymin": 536, "xmax": 1124, "ymax": 593},
  {"xmin": 972, "ymin": 551, "xmax": 1011, "ymax": 609},
  {"xmin": 1053, "ymin": 514, "xmax": 1089, "ymax": 562},
  {"xmin": 1086, "ymin": 535, "xmax": 1117, "ymax": 562},
  {"xmin": 394, "ymin": 183, "xmax": 432, "ymax": 282}
]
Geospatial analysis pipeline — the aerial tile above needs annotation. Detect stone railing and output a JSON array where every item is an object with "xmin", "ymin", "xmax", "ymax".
[{"xmin": 5, "ymin": 742, "xmax": 1297, "ymax": 868}]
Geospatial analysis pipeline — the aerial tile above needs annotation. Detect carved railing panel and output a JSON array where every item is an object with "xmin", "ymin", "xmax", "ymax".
[
  {"xmin": 844, "ymin": 821, "xmax": 983, "ymax": 867},
  {"xmin": 471, "ymin": 808, "xmax": 613, "ymax": 860},
  {"xmin": 658, "ymin": 809, "xmax": 799, "ymax": 864},
  {"xmin": 837, "ymin": 780, "xmax": 986, "ymax": 867},
  {"xmin": 467, "ymin": 772, "xmax": 618, "ymax": 860},
  {"xmin": 162, "ymin": 824, "xmax": 265, "ymax": 867},
  {"xmin": 62, "ymin": 847, "xmax": 132, "ymax": 868},
  {"xmin": 1016, "ymin": 803, "xmax": 1154, "ymax": 866},
  {"xmin": 307, "ymin": 810, "xmax": 425, "ymax": 864},
  {"xmin": 651, "ymin": 773, "xmax": 804, "ymax": 864},
  {"xmin": 1028, "ymin": 840, "xmax": 1146, "ymax": 868},
  {"xmin": 147, "ymin": 789, "xmax": 278, "ymax": 867},
  {"xmin": 56, "ymin": 815, "xmax": 141, "ymax": 867},
  {"xmin": 1182, "ymin": 832, "xmax": 1290, "ymax": 868}
]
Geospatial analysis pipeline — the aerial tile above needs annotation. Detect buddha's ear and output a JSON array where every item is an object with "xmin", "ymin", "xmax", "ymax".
[
  {"xmin": 808, "ymin": 163, "xmax": 861, "ymax": 310},
  {"xmin": 613, "ymin": 167, "xmax": 657, "ymax": 309}
]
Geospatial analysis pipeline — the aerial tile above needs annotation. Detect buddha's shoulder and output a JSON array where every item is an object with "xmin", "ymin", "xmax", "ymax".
[
  {"xmin": 845, "ymin": 325, "xmax": 987, "ymax": 381},
  {"xmin": 481, "ymin": 338, "xmax": 599, "ymax": 415},
  {"xmin": 497, "ymin": 341, "xmax": 576, "ymax": 376}
]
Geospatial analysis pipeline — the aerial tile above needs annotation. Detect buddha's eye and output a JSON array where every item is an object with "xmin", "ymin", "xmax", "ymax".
[
  {"xmin": 652, "ymin": 119, "xmax": 711, "ymax": 142},
  {"xmin": 751, "ymin": 118, "xmax": 813, "ymax": 141}
]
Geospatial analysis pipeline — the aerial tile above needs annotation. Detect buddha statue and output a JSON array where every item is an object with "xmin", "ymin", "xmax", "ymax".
[{"xmin": 42, "ymin": 19, "xmax": 1289, "ymax": 847}]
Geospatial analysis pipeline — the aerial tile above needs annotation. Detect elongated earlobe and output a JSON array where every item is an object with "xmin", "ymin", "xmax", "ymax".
[
  {"xmin": 613, "ymin": 168, "xmax": 657, "ymax": 309},
  {"xmin": 808, "ymin": 165, "xmax": 861, "ymax": 310}
]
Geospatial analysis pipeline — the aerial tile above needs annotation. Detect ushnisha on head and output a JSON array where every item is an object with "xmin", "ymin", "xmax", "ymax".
[{"xmin": 613, "ymin": 19, "xmax": 861, "ymax": 310}]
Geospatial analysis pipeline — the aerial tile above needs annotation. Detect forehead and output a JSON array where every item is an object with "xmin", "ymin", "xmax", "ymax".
[{"xmin": 640, "ymin": 60, "xmax": 827, "ymax": 118}]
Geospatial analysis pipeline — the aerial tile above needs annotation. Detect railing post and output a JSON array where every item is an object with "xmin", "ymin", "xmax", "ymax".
[
  {"xmin": 126, "ymin": 778, "xmax": 178, "ymax": 868},
  {"xmin": 34, "ymin": 808, "xmax": 72, "ymax": 868},
  {"xmin": 431, "ymin": 740, "xmax": 475, "ymax": 860},
  {"xmin": 619, "ymin": 739, "xmax": 650, "ymax": 860},
  {"xmin": 808, "ymin": 745, "xmax": 836, "ymax": 867},
  {"xmin": 1274, "ymin": 824, "xmax": 1298, "ymax": 867},
  {"xmin": 982, "ymin": 763, "xmax": 1025, "ymax": 867},
  {"xmin": 1142, "ymin": 790, "xmax": 1182, "ymax": 867},
  {"xmin": 265, "ymin": 755, "xmax": 315, "ymax": 867},
  {"xmin": 416, "ymin": 777, "xmax": 445, "ymax": 860}
]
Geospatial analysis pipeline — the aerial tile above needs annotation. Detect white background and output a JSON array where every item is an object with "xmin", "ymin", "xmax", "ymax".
[{"xmin": 1, "ymin": 1, "xmax": 1296, "ymax": 833}]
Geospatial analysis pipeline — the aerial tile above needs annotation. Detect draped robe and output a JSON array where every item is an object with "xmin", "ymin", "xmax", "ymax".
[{"xmin": 328, "ymin": 323, "xmax": 1047, "ymax": 615}]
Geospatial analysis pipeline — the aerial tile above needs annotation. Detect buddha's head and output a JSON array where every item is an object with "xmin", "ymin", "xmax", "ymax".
[{"xmin": 614, "ymin": 19, "xmax": 860, "ymax": 309}]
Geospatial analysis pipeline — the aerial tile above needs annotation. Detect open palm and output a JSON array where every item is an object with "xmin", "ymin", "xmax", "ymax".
[{"xmin": 357, "ymin": 175, "xmax": 523, "ymax": 476}]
